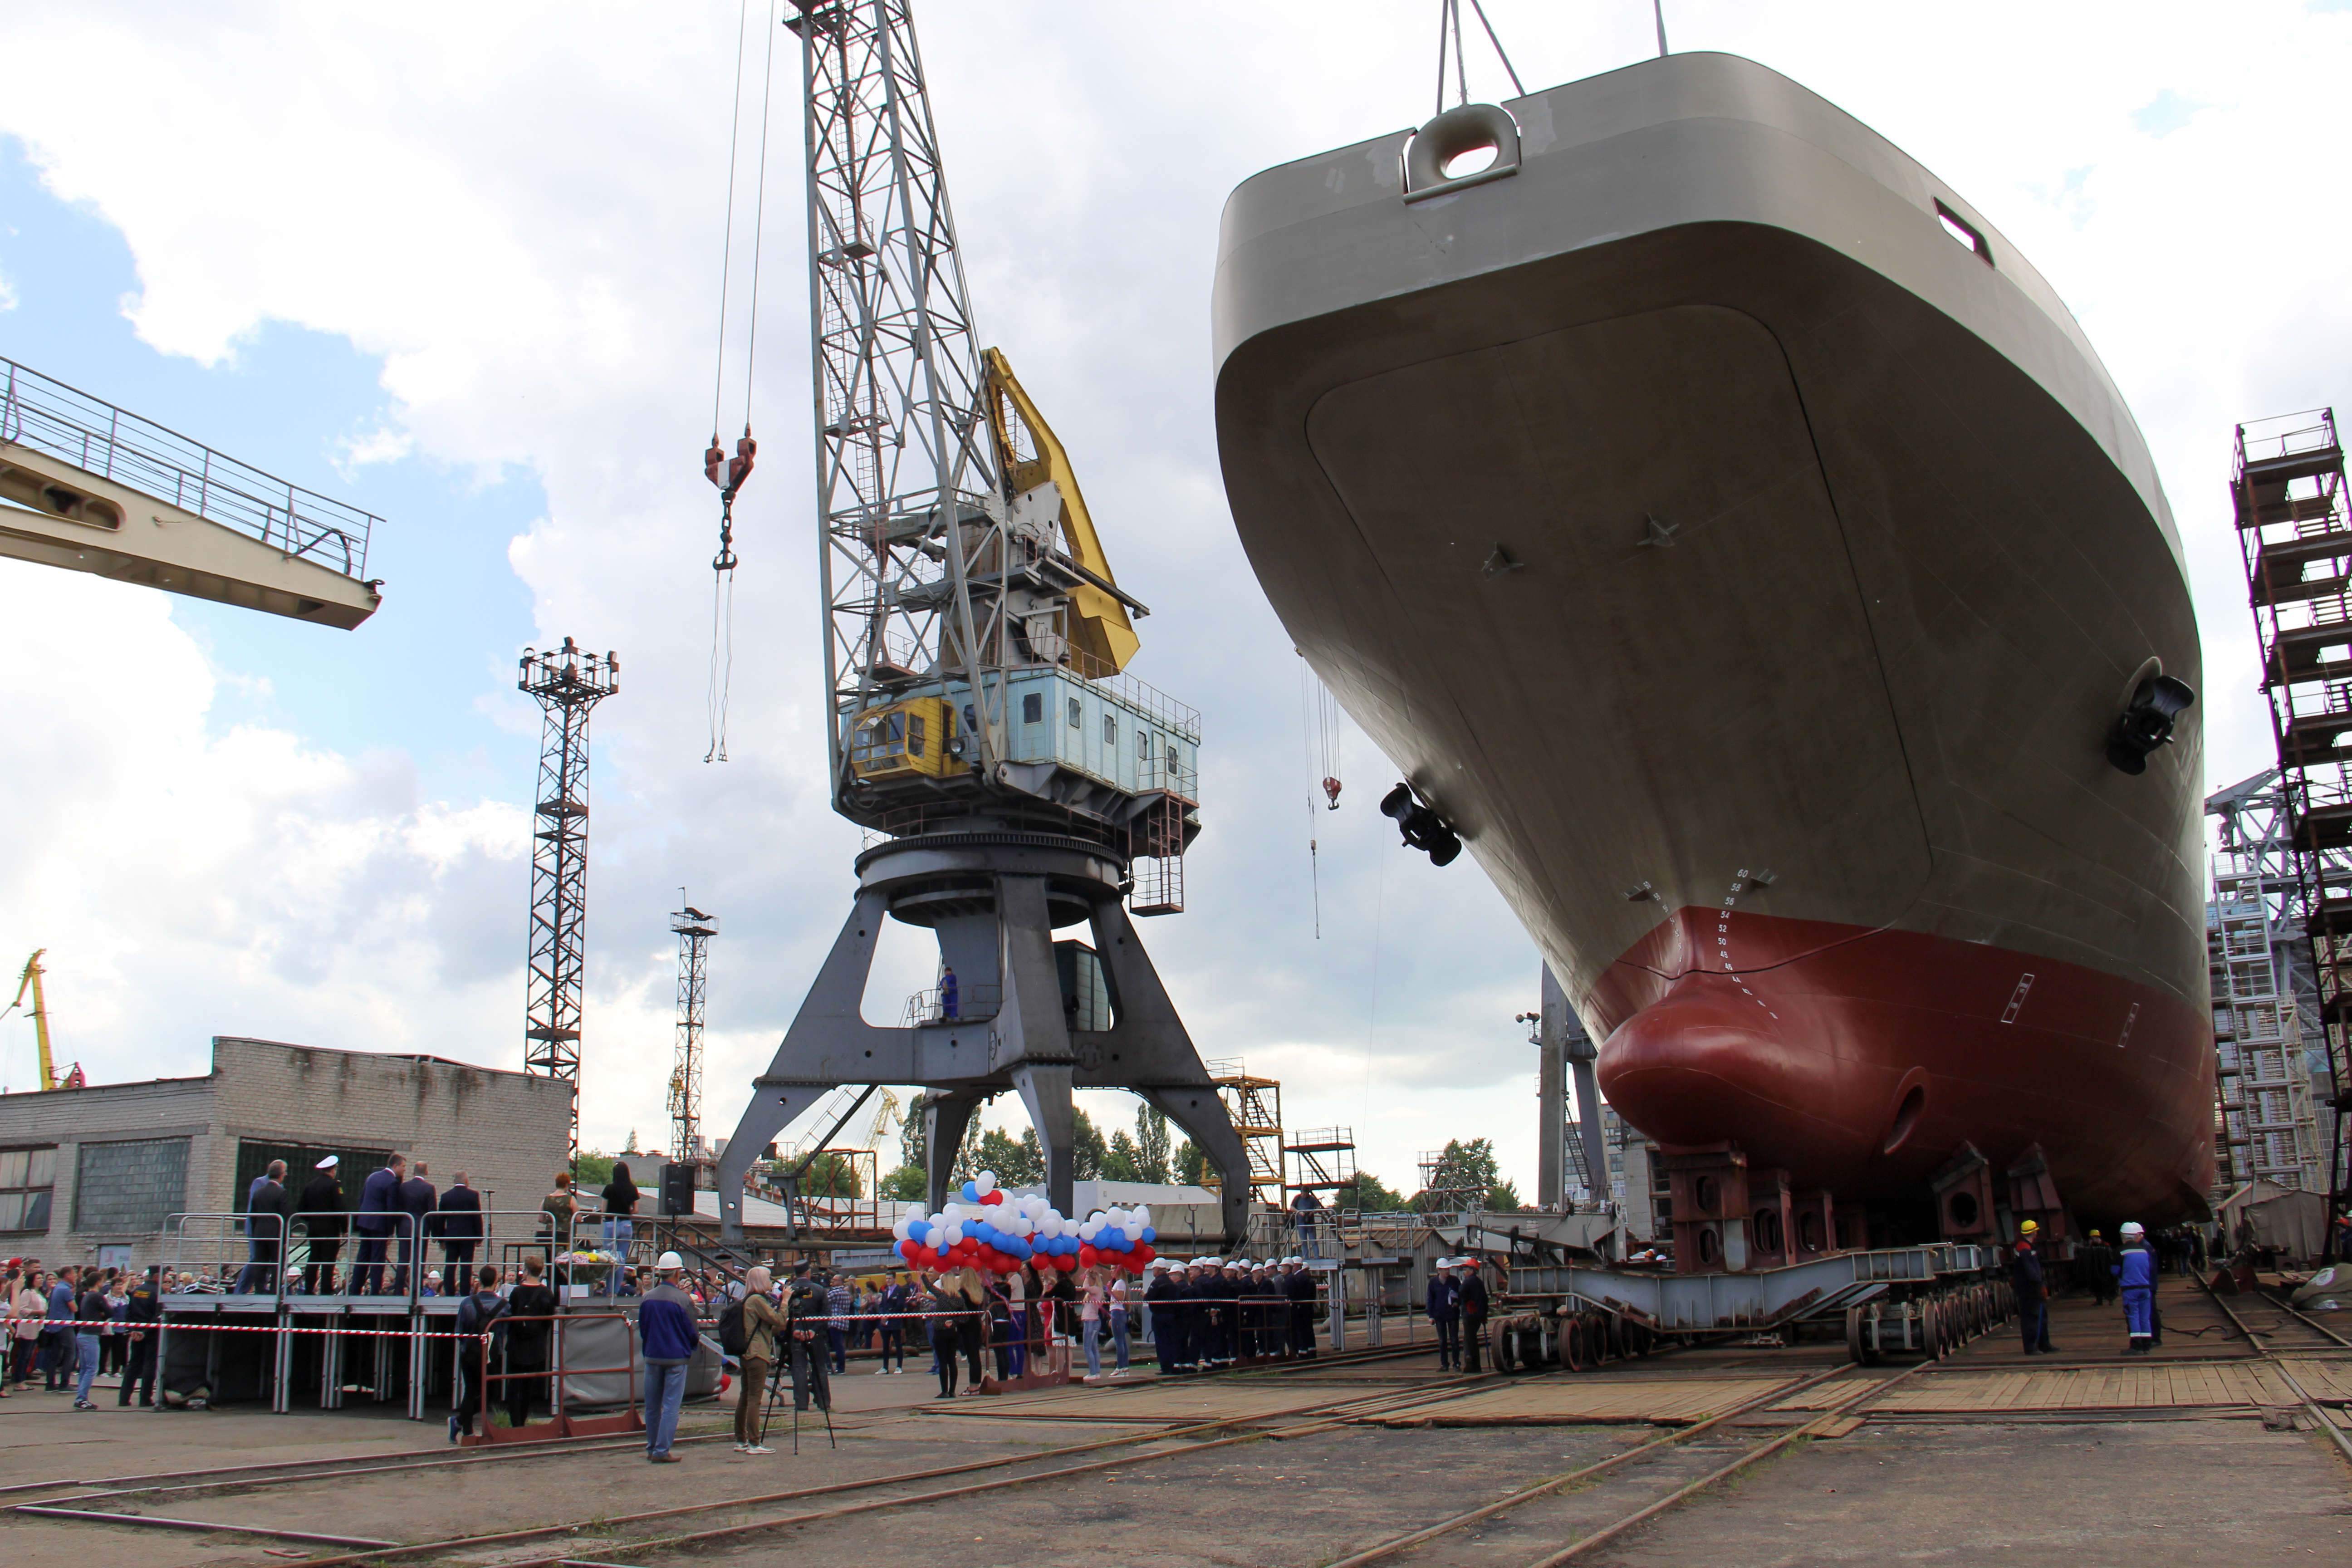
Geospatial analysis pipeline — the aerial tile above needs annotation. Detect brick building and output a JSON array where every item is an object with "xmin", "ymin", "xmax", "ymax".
[{"xmin": 0, "ymin": 1035, "xmax": 572, "ymax": 1273}]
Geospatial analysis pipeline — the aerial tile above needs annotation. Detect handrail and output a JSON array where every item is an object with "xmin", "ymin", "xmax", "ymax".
[
  {"xmin": 0, "ymin": 355, "xmax": 380, "ymax": 579},
  {"xmin": 163, "ymin": 1208, "xmax": 567, "ymax": 1307}
]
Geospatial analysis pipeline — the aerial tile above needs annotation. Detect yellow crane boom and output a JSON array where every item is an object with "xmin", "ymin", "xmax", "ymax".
[{"xmin": 5, "ymin": 949, "xmax": 73, "ymax": 1092}]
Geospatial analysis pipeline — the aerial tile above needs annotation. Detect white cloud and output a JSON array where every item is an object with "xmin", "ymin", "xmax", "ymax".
[{"xmin": 3, "ymin": 2, "xmax": 2349, "ymax": 1192}]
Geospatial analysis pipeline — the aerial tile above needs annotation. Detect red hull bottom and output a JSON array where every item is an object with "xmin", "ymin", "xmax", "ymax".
[{"xmin": 1591, "ymin": 909, "xmax": 2214, "ymax": 1224}]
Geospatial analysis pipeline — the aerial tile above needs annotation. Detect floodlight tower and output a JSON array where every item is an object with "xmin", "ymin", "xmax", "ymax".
[
  {"xmin": 519, "ymin": 637, "xmax": 619, "ymax": 1163},
  {"xmin": 713, "ymin": 0, "xmax": 1250, "ymax": 1245},
  {"xmin": 669, "ymin": 903, "xmax": 718, "ymax": 1163}
]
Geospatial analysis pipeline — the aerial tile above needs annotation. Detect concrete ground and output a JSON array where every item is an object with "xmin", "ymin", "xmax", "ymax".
[{"xmin": 4, "ymin": 1301, "xmax": 2346, "ymax": 1568}]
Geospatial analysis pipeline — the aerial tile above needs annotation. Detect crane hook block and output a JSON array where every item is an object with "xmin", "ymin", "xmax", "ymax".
[{"xmin": 705, "ymin": 429, "xmax": 758, "ymax": 497}]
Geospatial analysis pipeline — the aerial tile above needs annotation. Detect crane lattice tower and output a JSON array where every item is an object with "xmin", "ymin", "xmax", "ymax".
[
  {"xmin": 519, "ymin": 637, "xmax": 619, "ymax": 1163},
  {"xmin": 713, "ymin": 0, "xmax": 1251, "ymax": 1245},
  {"xmin": 670, "ymin": 904, "xmax": 718, "ymax": 1163}
]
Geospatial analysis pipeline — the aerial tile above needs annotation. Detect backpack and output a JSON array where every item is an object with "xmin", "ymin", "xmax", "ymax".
[{"xmin": 717, "ymin": 1296, "xmax": 749, "ymax": 1357}]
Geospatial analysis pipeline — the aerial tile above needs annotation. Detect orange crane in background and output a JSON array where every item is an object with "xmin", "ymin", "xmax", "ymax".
[{"xmin": 4, "ymin": 949, "xmax": 82, "ymax": 1091}]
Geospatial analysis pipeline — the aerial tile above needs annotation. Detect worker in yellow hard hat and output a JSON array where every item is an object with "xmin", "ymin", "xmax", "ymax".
[{"xmin": 2008, "ymin": 1219, "xmax": 2054, "ymax": 1355}]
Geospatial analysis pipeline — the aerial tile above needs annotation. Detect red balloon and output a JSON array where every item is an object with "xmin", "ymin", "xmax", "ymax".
[
  {"xmin": 980, "ymin": 1189, "xmax": 1004, "ymax": 1206},
  {"xmin": 1132, "ymin": 1244, "xmax": 1155, "ymax": 1265},
  {"xmin": 1057, "ymin": 1253, "xmax": 1078, "ymax": 1271}
]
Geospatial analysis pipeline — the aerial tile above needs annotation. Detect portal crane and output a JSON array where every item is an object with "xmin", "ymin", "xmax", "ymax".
[
  {"xmin": 713, "ymin": 0, "xmax": 1253, "ymax": 1246},
  {"xmin": 4, "ymin": 950, "xmax": 81, "ymax": 1091}
]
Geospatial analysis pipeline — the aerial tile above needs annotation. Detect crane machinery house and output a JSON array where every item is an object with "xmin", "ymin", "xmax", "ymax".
[{"xmin": 848, "ymin": 671, "xmax": 1200, "ymax": 806}]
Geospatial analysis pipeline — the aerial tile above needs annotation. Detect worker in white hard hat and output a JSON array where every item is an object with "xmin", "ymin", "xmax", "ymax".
[
  {"xmin": 638, "ymin": 1251, "xmax": 697, "ymax": 1461},
  {"xmin": 2115, "ymin": 1222, "xmax": 2157, "ymax": 1354}
]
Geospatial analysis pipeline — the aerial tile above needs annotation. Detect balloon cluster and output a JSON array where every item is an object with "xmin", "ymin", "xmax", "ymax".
[{"xmin": 891, "ymin": 1170, "xmax": 1159, "ymax": 1273}]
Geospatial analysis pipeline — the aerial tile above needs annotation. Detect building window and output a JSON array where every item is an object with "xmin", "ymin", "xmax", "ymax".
[
  {"xmin": 1137, "ymin": 729, "xmax": 1154, "ymax": 760},
  {"xmin": 72, "ymin": 1137, "xmax": 190, "ymax": 1235},
  {"xmin": 1102, "ymin": 714, "xmax": 1117, "ymax": 746},
  {"xmin": 1023, "ymin": 693, "xmax": 1042, "ymax": 724},
  {"xmin": 0, "ymin": 1145, "xmax": 55, "ymax": 1233},
  {"xmin": 1068, "ymin": 697, "xmax": 1082, "ymax": 728}
]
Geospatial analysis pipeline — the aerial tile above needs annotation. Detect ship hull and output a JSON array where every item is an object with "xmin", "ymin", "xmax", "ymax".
[{"xmin": 1211, "ymin": 54, "xmax": 2213, "ymax": 1223}]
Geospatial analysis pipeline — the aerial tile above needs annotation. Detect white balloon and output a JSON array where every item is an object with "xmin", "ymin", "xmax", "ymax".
[
  {"xmin": 1079, "ymin": 1220, "xmax": 1102, "ymax": 1240},
  {"xmin": 975, "ymin": 1171, "xmax": 998, "ymax": 1195},
  {"xmin": 1134, "ymin": 1205, "xmax": 1153, "ymax": 1229}
]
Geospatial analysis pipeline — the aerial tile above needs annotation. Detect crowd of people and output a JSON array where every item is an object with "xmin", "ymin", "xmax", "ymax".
[{"xmin": 5, "ymin": 1261, "xmax": 162, "ymax": 1408}]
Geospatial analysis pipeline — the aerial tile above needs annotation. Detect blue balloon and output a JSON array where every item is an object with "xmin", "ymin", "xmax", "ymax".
[
  {"xmin": 960, "ymin": 1181, "xmax": 980, "ymax": 1203},
  {"xmin": 909, "ymin": 1220, "xmax": 930, "ymax": 1241},
  {"xmin": 962, "ymin": 1218, "xmax": 980, "ymax": 1239},
  {"xmin": 1139, "ymin": 1226, "xmax": 1156, "ymax": 1245},
  {"xmin": 1102, "ymin": 1227, "xmax": 1125, "ymax": 1250},
  {"xmin": 892, "ymin": 1240, "xmax": 908, "ymax": 1259}
]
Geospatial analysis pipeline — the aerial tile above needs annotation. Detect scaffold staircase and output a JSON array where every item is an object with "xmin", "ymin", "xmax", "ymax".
[
  {"xmin": 1205, "ymin": 1058, "xmax": 1284, "ymax": 1205},
  {"xmin": 2206, "ymin": 774, "xmax": 2328, "ymax": 1196}
]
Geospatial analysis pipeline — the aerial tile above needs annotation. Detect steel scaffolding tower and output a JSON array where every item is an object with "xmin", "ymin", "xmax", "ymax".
[
  {"xmin": 519, "ymin": 637, "xmax": 618, "ymax": 1162},
  {"xmin": 669, "ymin": 904, "xmax": 717, "ymax": 1164},
  {"xmin": 2233, "ymin": 410, "xmax": 2352, "ymax": 1244},
  {"xmin": 2206, "ymin": 774, "xmax": 2328, "ymax": 1195}
]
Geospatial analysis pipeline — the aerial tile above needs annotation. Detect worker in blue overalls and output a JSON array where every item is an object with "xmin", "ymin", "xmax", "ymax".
[
  {"xmin": 939, "ymin": 966, "xmax": 959, "ymax": 1021},
  {"xmin": 2115, "ymin": 1221, "xmax": 2158, "ymax": 1355}
]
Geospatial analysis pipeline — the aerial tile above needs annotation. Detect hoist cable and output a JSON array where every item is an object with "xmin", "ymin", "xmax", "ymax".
[
  {"xmin": 740, "ymin": 0, "xmax": 780, "ymax": 429},
  {"xmin": 710, "ymin": 0, "xmax": 753, "ymax": 436}
]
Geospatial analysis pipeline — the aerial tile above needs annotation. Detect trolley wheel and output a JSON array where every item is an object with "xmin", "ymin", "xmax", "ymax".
[
  {"xmin": 1490, "ymin": 1324, "xmax": 1518, "ymax": 1374},
  {"xmin": 1846, "ymin": 1306, "xmax": 1868, "ymax": 1365},
  {"xmin": 1564, "ymin": 1319, "xmax": 1586, "ymax": 1372},
  {"xmin": 1604, "ymin": 1314, "xmax": 1624, "ymax": 1362}
]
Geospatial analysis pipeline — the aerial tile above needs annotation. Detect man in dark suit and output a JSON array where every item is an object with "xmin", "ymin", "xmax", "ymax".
[
  {"xmin": 397, "ymin": 1161, "xmax": 439, "ymax": 1294},
  {"xmin": 437, "ymin": 1172, "xmax": 485, "ymax": 1281},
  {"xmin": 1457, "ymin": 1256, "xmax": 1490, "ymax": 1373},
  {"xmin": 234, "ymin": 1161, "xmax": 291, "ymax": 1293},
  {"xmin": 300, "ymin": 1157, "xmax": 346, "ymax": 1294},
  {"xmin": 353, "ymin": 1154, "xmax": 407, "ymax": 1295},
  {"xmin": 1284, "ymin": 1256, "xmax": 1320, "ymax": 1360}
]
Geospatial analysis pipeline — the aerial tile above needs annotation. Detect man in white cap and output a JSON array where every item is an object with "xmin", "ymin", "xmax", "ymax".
[
  {"xmin": 300, "ymin": 1156, "xmax": 345, "ymax": 1295},
  {"xmin": 1284, "ymin": 1254, "xmax": 1320, "ymax": 1361},
  {"xmin": 638, "ymin": 1251, "xmax": 698, "ymax": 1461},
  {"xmin": 1427, "ymin": 1257, "xmax": 1462, "ymax": 1370},
  {"xmin": 1145, "ymin": 1258, "xmax": 1186, "ymax": 1375}
]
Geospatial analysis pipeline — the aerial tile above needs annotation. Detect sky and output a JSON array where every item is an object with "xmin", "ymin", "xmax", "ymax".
[{"xmin": 3, "ymin": 1, "xmax": 2351, "ymax": 1200}]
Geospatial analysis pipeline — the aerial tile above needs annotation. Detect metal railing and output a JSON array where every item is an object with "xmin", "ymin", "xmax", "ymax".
[
  {"xmin": 162, "ymin": 1209, "xmax": 571, "ymax": 1305},
  {"xmin": 0, "ymin": 354, "xmax": 379, "ymax": 578}
]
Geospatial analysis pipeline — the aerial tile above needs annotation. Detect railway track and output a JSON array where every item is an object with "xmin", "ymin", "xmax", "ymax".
[
  {"xmin": 15, "ymin": 1291, "xmax": 2038, "ymax": 1567},
  {"xmin": 2200, "ymin": 1277, "xmax": 2352, "ymax": 1470},
  {"xmin": 16, "ymin": 1369, "xmax": 1517, "ymax": 1562}
]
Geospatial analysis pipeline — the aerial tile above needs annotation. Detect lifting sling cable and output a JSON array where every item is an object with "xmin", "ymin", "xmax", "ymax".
[
  {"xmin": 1434, "ymin": 0, "xmax": 1525, "ymax": 117},
  {"xmin": 1297, "ymin": 652, "xmax": 1322, "ymax": 939},
  {"xmin": 1317, "ymin": 675, "xmax": 1343, "ymax": 810},
  {"xmin": 702, "ymin": 0, "xmax": 779, "ymax": 762}
]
